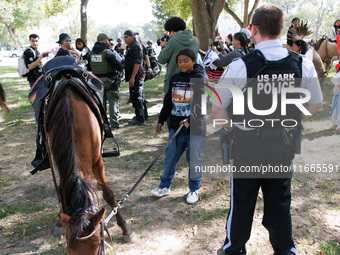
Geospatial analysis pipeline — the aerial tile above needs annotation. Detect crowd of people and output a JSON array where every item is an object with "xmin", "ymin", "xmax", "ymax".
[{"xmin": 16, "ymin": 3, "xmax": 340, "ymax": 254}]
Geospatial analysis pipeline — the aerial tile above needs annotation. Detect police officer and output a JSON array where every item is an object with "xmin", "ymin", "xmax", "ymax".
[
  {"xmin": 88, "ymin": 33, "xmax": 124, "ymax": 129},
  {"xmin": 146, "ymin": 41, "xmax": 157, "ymax": 69},
  {"xmin": 124, "ymin": 30, "xmax": 148, "ymax": 125},
  {"xmin": 114, "ymin": 38, "xmax": 125, "ymax": 56},
  {"xmin": 212, "ymin": 4, "xmax": 323, "ymax": 255}
]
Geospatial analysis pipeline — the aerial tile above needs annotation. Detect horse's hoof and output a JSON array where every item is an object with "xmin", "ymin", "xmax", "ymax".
[
  {"xmin": 52, "ymin": 223, "xmax": 64, "ymax": 236},
  {"xmin": 123, "ymin": 232, "xmax": 138, "ymax": 243}
]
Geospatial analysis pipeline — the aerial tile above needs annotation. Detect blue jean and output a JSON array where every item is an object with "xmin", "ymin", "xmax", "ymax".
[
  {"xmin": 29, "ymin": 81, "xmax": 38, "ymax": 121},
  {"xmin": 159, "ymin": 129, "xmax": 205, "ymax": 191}
]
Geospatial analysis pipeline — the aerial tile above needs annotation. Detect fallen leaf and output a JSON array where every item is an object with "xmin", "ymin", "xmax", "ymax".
[
  {"xmin": 4, "ymin": 244, "xmax": 15, "ymax": 249},
  {"xmin": 192, "ymin": 225, "xmax": 198, "ymax": 236},
  {"xmin": 3, "ymin": 232, "xmax": 9, "ymax": 236}
]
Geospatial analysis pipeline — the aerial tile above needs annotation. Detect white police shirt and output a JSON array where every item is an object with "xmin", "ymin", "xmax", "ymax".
[{"xmin": 215, "ymin": 39, "xmax": 323, "ymax": 110}]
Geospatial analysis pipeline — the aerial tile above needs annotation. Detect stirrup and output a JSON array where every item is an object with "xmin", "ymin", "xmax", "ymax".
[{"xmin": 101, "ymin": 136, "xmax": 120, "ymax": 157}]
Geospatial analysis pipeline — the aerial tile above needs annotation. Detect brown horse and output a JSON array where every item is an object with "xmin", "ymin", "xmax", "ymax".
[
  {"xmin": 313, "ymin": 37, "xmax": 339, "ymax": 72},
  {"xmin": 46, "ymin": 79, "xmax": 136, "ymax": 254},
  {"xmin": 282, "ymin": 44, "xmax": 327, "ymax": 83},
  {"xmin": 0, "ymin": 82, "xmax": 10, "ymax": 113}
]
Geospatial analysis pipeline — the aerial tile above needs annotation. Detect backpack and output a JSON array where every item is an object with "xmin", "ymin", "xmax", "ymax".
[{"xmin": 18, "ymin": 48, "xmax": 36, "ymax": 77}]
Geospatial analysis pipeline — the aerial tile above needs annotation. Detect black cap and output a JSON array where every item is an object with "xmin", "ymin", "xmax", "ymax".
[
  {"xmin": 117, "ymin": 38, "xmax": 122, "ymax": 42},
  {"xmin": 56, "ymin": 33, "xmax": 71, "ymax": 44},
  {"xmin": 124, "ymin": 30, "xmax": 135, "ymax": 37},
  {"xmin": 97, "ymin": 33, "xmax": 112, "ymax": 42},
  {"xmin": 292, "ymin": 17, "xmax": 300, "ymax": 23}
]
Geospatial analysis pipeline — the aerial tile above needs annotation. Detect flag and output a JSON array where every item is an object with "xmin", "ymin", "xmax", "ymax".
[{"xmin": 337, "ymin": 32, "xmax": 340, "ymax": 56}]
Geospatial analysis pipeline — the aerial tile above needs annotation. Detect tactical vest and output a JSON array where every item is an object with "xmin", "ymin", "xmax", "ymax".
[
  {"xmin": 233, "ymin": 50, "xmax": 303, "ymax": 129},
  {"xmin": 90, "ymin": 49, "xmax": 114, "ymax": 75}
]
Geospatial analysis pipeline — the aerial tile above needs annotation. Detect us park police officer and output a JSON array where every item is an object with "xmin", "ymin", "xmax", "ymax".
[
  {"xmin": 88, "ymin": 33, "xmax": 124, "ymax": 130},
  {"xmin": 212, "ymin": 4, "xmax": 323, "ymax": 255}
]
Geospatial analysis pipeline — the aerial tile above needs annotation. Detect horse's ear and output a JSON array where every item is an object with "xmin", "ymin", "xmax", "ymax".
[
  {"xmin": 59, "ymin": 212, "xmax": 71, "ymax": 228},
  {"xmin": 90, "ymin": 208, "xmax": 106, "ymax": 226}
]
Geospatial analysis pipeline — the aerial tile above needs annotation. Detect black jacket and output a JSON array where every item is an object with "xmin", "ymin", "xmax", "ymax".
[
  {"xmin": 87, "ymin": 42, "xmax": 122, "ymax": 75},
  {"xmin": 158, "ymin": 64, "xmax": 206, "ymax": 136}
]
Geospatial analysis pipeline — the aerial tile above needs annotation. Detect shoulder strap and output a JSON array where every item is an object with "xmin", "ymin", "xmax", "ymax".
[
  {"xmin": 289, "ymin": 50, "xmax": 302, "ymax": 63},
  {"xmin": 27, "ymin": 47, "xmax": 36, "ymax": 58},
  {"xmin": 241, "ymin": 49, "xmax": 267, "ymax": 81},
  {"xmin": 25, "ymin": 47, "xmax": 36, "ymax": 59}
]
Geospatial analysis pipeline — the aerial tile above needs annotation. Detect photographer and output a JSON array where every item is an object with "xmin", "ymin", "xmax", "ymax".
[{"xmin": 157, "ymin": 17, "xmax": 200, "ymax": 94}]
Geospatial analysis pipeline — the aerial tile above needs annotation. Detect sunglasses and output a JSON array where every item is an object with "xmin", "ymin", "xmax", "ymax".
[
  {"xmin": 249, "ymin": 24, "xmax": 260, "ymax": 29},
  {"xmin": 124, "ymin": 36, "xmax": 129, "ymax": 38}
]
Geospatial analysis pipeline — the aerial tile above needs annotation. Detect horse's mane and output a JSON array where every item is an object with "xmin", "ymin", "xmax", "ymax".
[
  {"xmin": 50, "ymin": 84, "xmax": 98, "ymax": 243},
  {"xmin": 314, "ymin": 37, "xmax": 326, "ymax": 51},
  {"xmin": 0, "ymin": 83, "xmax": 10, "ymax": 113}
]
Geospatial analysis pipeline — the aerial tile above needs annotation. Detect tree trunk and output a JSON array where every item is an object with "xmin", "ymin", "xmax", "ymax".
[
  {"xmin": 80, "ymin": 0, "xmax": 89, "ymax": 43},
  {"xmin": 5, "ymin": 23, "xmax": 20, "ymax": 50},
  {"xmin": 191, "ymin": 0, "xmax": 225, "ymax": 51},
  {"xmin": 224, "ymin": 0, "xmax": 260, "ymax": 28}
]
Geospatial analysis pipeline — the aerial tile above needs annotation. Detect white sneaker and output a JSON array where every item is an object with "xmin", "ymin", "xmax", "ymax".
[
  {"xmin": 150, "ymin": 187, "xmax": 171, "ymax": 197},
  {"xmin": 186, "ymin": 190, "xmax": 199, "ymax": 204}
]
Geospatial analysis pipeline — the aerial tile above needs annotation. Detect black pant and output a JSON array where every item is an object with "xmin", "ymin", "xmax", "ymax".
[
  {"xmin": 131, "ymin": 78, "xmax": 148, "ymax": 121},
  {"xmin": 223, "ymin": 129, "xmax": 296, "ymax": 255}
]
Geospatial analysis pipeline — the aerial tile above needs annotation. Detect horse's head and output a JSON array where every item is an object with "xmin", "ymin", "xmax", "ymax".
[{"xmin": 60, "ymin": 208, "xmax": 106, "ymax": 255}]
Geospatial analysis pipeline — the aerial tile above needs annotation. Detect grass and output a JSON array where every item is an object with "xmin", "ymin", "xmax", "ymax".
[
  {"xmin": 319, "ymin": 241, "xmax": 340, "ymax": 255},
  {"xmin": 0, "ymin": 203, "xmax": 53, "ymax": 219}
]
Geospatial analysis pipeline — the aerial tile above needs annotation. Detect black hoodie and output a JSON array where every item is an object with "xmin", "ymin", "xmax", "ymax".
[{"xmin": 158, "ymin": 64, "xmax": 206, "ymax": 136}]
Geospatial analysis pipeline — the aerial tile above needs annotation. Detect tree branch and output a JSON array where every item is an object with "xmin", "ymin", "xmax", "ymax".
[
  {"xmin": 248, "ymin": 0, "xmax": 259, "ymax": 24},
  {"xmin": 224, "ymin": 2, "xmax": 243, "ymax": 27}
]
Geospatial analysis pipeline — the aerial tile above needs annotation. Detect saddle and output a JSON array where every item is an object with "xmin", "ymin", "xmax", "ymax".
[{"xmin": 29, "ymin": 56, "xmax": 119, "ymax": 175}]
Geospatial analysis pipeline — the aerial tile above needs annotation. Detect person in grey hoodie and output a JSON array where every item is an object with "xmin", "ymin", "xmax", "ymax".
[{"xmin": 158, "ymin": 17, "xmax": 200, "ymax": 95}]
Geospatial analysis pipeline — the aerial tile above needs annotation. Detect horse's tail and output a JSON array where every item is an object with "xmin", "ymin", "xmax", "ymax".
[
  {"xmin": 312, "ymin": 48, "xmax": 327, "ymax": 78},
  {"xmin": 0, "ymin": 83, "xmax": 10, "ymax": 114},
  {"xmin": 50, "ymin": 85, "xmax": 98, "ymax": 242}
]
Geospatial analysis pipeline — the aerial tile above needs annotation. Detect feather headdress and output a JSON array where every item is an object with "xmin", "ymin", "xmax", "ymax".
[{"xmin": 288, "ymin": 20, "xmax": 313, "ymax": 42}]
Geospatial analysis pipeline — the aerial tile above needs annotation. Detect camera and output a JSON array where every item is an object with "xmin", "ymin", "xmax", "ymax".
[{"xmin": 157, "ymin": 34, "xmax": 170, "ymax": 46}]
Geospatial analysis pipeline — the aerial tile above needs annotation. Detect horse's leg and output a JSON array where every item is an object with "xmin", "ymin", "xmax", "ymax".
[
  {"xmin": 325, "ymin": 58, "xmax": 332, "ymax": 73},
  {"xmin": 93, "ymin": 160, "xmax": 137, "ymax": 242}
]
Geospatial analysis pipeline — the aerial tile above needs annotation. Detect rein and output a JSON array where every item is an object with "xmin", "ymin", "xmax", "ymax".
[{"xmin": 103, "ymin": 124, "xmax": 185, "ymax": 225}]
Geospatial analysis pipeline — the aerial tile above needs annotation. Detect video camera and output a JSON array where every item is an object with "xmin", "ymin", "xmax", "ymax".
[{"xmin": 157, "ymin": 34, "xmax": 170, "ymax": 46}]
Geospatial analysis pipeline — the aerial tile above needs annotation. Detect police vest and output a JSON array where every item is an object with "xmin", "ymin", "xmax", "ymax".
[
  {"xmin": 90, "ymin": 49, "xmax": 114, "ymax": 76},
  {"xmin": 233, "ymin": 50, "xmax": 303, "ymax": 129}
]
